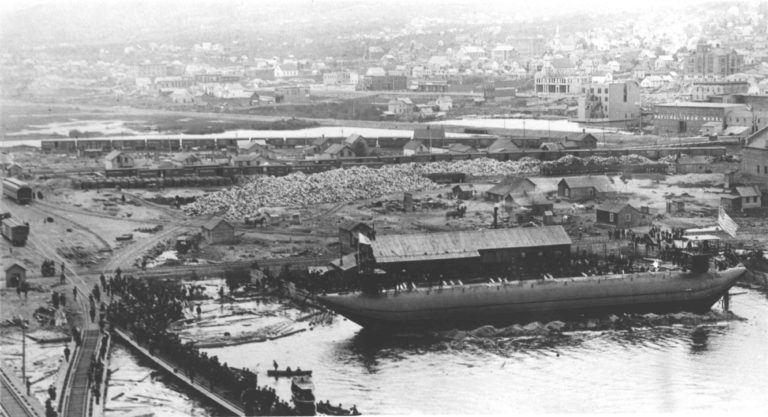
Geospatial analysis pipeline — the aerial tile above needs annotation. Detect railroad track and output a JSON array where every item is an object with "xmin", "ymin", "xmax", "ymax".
[
  {"xmin": 33, "ymin": 199, "xmax": 175, "ymax": 226},
  {"xmin": 23, "ymin": 202, "xmax": 113, "ymax": 252}
]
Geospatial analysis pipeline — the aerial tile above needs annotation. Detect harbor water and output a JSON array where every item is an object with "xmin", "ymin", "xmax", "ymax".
[{"xmin": 110, "ymin": 288, "xmax": 768, "ymax": 415}]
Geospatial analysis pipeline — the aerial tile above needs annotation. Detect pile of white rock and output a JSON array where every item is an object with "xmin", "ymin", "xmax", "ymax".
[{"xmin": 182, "ymin": 157, "xmax": 545, "ymax": 217}]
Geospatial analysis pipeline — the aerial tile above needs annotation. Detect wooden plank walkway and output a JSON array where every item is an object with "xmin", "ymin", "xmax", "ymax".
[
  {"xmin": 60, "ymin": 329, "xmax": 99, "ymax": 417},
  {"xmin": 0, "ymin": 362, "xmax": 46, "ymax": 417},
  {"xmin": 111, "ymin": 328, "xmax": 245, "ymax": 417}
]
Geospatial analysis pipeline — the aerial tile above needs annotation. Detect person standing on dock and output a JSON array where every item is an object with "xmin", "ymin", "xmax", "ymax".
[
  {"xmin": 64, "ymin": 345, "xmax": 70, "ymax": 362},
  {"xmin": 196, "ymin": 304, "xmax": 201, "ymax": 319},
  {"xmin": 92, "ymin": 386, "xmax": 100, "ymax": 404},
  {"xmin": 73, "ymin": 287, "xmax": 77, "ymax": 301},
  {"xmin": 26, "ymin": 377, "xmax": 31, "ymax": 396},
  {"xmin": 273, "ymin": 360, "xmax": 278, "ymax": 372}
]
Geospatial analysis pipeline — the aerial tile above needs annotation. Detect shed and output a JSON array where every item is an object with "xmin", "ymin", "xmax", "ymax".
[
  {"xmin": 5, "ymin": 262, "xmax": 26, "ymax": 288},
  {"xmin": 104, "ymin": 150, "xmax": 135, "ymax": 170},
  {"xmin": 323, "ymin": 144, "xmax": 355, "ymax": 158},
  {"xmin": 311, "ymin": 137, "xmax": 333, "ymax": 152},
  {"xmin": 338, "ymin": 221, "xmax": 375, "ymax": 251},
  {"xmin": 540, "ymin": 142, "xmax": 565, "ymax": 151},
  {"xmin": 6, "ymin": 163, "xmax": 23, "ymax": 178},
  {"xmin": 735, "ymin": 185, "xmax": 762, "ymax": 209},
  {"xmin": 344, "ymin": 134, "xmax": 369, "ymax": 156},
  {"xmin": 595, "ymin": 202, "xmax": 652, "ymax": 228},
  {"xmin": 232, "ymin": 153, "xmax": 265, "ymax": 167},
  {"xmin": 485, "ymin": 178, "xmax": 536, "ymax": 202},
  {"xmin": 570, "ymin": 133, "xmax": 598, "ymax": 149},
  {"xmin": 722, "ymin": 185, "xmax": 762, "ymax": 211},
  {"xmin": 403, "ymin": 140, "xmax": 429, "ymax": 156},
  {"xmin": 201, "ymin": 217, "xmax": 235, "ymax": 244},
  {"xmin": 171, "ymin": 153, "xmax": 202, "ymax": 166},
  {"xmin": 486, "ymin": 138, "xmax": 521, "ymax": 154},
  {"xmin": 504, "ymin": 193, "xmax": 553, "ymax": 215},
  {"xmin": 557, "ymin": 176, "xmax": 615, "ymax": 201},
  {"xmin": 452, "ymin": 184, "xmax": 474, "ymax": 200}
]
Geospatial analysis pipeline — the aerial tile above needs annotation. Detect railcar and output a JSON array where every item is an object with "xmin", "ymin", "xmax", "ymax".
[{"xmin": 2, "ymin": 178, "xmax": 33, "ymax": 204}]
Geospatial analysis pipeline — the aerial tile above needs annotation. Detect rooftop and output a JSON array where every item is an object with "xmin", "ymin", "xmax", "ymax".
[
  {"xmin": 559, "ymin": 176, "xmax": 614, "ymax": 192},
  {"xmin": 654, "ymin": 102, "xmax": 746, "ymax": 109},
  {"xmin": 596, "ymin": 201, "xmax": 636, "ymax": 213},
  {"xmin": 202, "ymin": 217, "xmax": 232, "ymax": 230},
  {"xmin": 371, "ymin": 226, "xmax": 572, "ymax": 264}
]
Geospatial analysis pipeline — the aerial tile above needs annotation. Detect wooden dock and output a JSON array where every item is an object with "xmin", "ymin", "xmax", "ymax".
[{"xmin": 111, "ymin": 328, "xmax": 245, "ymax": 417}]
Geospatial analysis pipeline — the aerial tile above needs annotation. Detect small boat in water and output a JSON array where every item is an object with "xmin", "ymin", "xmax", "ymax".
[
  {"xmin": 291, "ymin": 375, "xmax": 316, "ymax": 416},
  {"xmin": 316, "ymin": 401, "xmax": 361, "ymax": 416},
  {"xmin": 268, "ymin": 368, "xmax": 312, "ymax": 378}
]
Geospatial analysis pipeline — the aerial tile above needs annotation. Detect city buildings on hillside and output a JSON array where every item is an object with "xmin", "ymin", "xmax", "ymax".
[
  {"xmin": 534, "ymin": 58, "xmax": 589, "ymax": 97},
  {"xmin": 685, "ymin": 40, "xmax": 744, "ymax": 77}
]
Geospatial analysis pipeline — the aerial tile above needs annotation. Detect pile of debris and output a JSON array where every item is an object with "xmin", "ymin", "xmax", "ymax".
[
  {"xmin": 182, "ymin": 165, "xmax": 438, "ymax": 217},
  {"xmin": 182, "ymin": 158, "xmax": 545, "ymax": 217}
]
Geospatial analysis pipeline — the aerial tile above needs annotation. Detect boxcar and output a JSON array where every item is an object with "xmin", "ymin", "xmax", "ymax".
[
  {"xmin": 1, "ymin": 217, "xmax": 29, "ymax": 246},
  {"xmin": 2, "ymin": 178, "xmax": 33, "ymax": 204}
]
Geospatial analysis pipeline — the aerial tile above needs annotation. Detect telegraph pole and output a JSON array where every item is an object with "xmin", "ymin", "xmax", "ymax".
[{"xmin": 21, "ymin": 318, "xmax": 27, "ymax": 383}]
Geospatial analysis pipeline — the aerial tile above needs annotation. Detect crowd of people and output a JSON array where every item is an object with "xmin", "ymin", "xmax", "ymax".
[{"xmin": 106, "ymin": 274, "xmax": 297, "ymax": 415}]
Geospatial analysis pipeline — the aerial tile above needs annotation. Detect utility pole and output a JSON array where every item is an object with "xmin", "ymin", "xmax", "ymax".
[{"xmin": 21, "ymin": 318, "xmax": 27, "ymax": 383}]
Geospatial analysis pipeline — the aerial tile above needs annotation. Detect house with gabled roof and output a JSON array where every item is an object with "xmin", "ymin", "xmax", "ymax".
[
  {"xmin": 486, "ymin": 138, "xmax": 521, "ymax": 154},
  {"xmin": 485, "ymin": 178, "xmax": 537, "ymax": 202},
  {"xmin": 596, "ymin": 202, "xmax": 652, "ymax": 228},
  {"xmin": 403, "ymin": 140, "xmax": 429, "ymax": 156},
  {"xmin": 557, "ymin": 176, "xmax": 615, "ymax": 201},
  {"xmin": 201, "ymin": 217, "xmax": 235, "ymax": 244},
  {"xmin": 104, "ymin": 150, "xmax": 134, "ymax": 170},
  {"xmin": 323, "ymin": 144, "xmax": 355, "ymax": 159}
]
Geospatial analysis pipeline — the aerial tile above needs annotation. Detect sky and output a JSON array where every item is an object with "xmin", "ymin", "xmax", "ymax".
[{"xmin": 0, "ymin": 0, "xmax": 738, "ymax": 17}]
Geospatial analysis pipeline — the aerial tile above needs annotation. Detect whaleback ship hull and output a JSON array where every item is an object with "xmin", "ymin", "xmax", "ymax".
[{"xmin": 318, "ymin": 267, "xmax": 745, "ymax": 329}]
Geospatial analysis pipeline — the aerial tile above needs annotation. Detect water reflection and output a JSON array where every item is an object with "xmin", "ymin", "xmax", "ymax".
[
  {"xmin": 690, "ymin": 326, "xmax": 710, "ymax": 354},
  {"xmin": 112, "ymin": 290, "xmax": 768, "ymax": 414}
]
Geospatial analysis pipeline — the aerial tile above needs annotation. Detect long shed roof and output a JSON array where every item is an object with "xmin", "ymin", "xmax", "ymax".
[{"xmin": 371, "ymin": 226, "xmax": 571, "ymax": 264}]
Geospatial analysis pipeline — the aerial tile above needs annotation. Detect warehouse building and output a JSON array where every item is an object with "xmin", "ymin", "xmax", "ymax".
[
  {"xmin": 653, "ymin": 102, "xmax": 747, "ymax": 136},
  {"xmin": 369, "ymin": 226, "xmax": 572, "ymax": 275}
]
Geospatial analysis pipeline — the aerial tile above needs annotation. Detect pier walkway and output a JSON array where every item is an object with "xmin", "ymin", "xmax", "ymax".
[
  {"xmin": 112, "ymin": 328, "xmax": 245, "ymax": 416},
  {"xmin": 60, "ymin": 329, "xmax": 100, "ymax": 417},
  {"xmin": 0, "ymin": 362, "xmax": 46, "ymax": 417}
]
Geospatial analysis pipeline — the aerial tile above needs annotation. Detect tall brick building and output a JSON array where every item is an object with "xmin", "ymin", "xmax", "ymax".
[
  {"xmin": 653, "ymin": 102, "xmax": 747, "ymax": 136},
  {"xmin": 685, "ymin": 40, "xmax": 743, "ymax": 77}
]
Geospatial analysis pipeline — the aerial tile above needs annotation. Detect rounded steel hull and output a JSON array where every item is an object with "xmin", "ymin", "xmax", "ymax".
[{"xmin": 318, "ymin": 267, "xmax": 745, "ymax": 330}]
